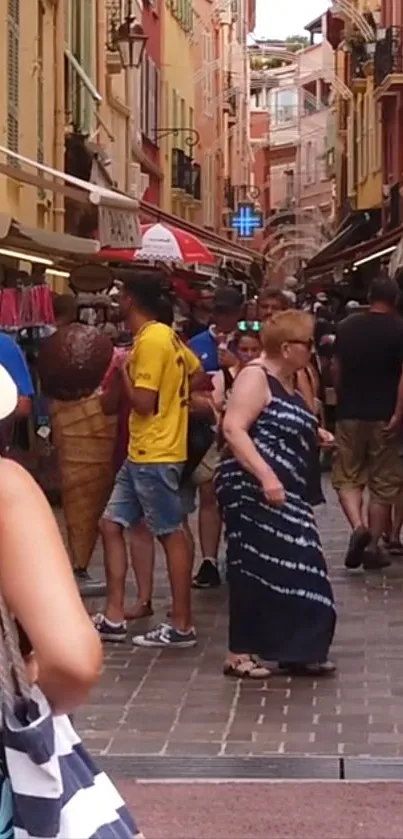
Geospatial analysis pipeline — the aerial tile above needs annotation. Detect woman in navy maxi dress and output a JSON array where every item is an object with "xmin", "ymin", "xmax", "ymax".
[{"xmin": 215, "ymin": 311, "xmax": 336, "ymax": 676}]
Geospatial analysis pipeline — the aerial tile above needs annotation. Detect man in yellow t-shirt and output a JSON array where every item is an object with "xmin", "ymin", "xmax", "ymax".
[{"xmin": 99, "ymin": 275, "xmax": 200, "ymax": 650}]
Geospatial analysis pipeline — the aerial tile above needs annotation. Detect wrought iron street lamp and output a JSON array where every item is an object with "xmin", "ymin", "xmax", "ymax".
[{"xmin": 112, "ymin": 0, "xmax": 148, "ymax": 69}]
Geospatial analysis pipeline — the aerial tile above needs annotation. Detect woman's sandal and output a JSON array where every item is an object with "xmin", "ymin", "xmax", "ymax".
[
  {"xmin": 223, "ymin": 657, "xmax": 271, "ymax": 680},
  {"xmin": 279, "ymin": 661, "xmax": 336, "ymax": 677}
]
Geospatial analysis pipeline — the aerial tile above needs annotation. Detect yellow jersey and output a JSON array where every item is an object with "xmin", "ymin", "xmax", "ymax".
[{"xmin": 128, "ymin": 322, "xmax": 200, "ymax": 463}]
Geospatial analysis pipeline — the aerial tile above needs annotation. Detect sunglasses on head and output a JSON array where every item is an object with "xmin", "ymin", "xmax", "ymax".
[{"xmin": 237, "ymin": 320, "xmax": 262, "ymax": 333}]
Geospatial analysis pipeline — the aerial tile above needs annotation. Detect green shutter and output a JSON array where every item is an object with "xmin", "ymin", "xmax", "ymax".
[{"xmin": 37, "ymin": 1, "xmax": 45, "ymax": 197}]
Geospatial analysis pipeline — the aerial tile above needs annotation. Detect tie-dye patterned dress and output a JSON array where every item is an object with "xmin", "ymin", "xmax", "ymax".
[{"xmin": 215, "ymin": 373, "xmax": 336, "ymax": 665}]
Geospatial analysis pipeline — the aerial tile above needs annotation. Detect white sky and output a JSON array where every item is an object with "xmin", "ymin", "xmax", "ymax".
[{"xmin": 255, "ymin": 0, "xmax": 330, "ymax": 40}]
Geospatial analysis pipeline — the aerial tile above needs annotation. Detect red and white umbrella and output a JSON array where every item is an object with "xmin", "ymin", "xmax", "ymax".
[{"xmin": 101, "ymin": 222, "xmax": 216, "ymax": 266}]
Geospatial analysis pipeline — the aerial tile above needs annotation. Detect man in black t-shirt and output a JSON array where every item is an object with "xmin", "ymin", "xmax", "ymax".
[{"xmin": 332, "ymin": 276, "xmax": 403, "ymax": 570}]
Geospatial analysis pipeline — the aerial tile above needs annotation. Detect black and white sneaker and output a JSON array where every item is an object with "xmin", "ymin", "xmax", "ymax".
[
  {"xmin": 132, "ymin": 622, "xmax": 197, "ymax": 648},
  {"xmin": 74, "ymin": 569, "xmax": 107, "ymax": 598},
  {"xmin": 93, "ymin": 613, "xmax": 127, "ymax": 642},
  {"xmin": 192, "ymin": 559, "xmax": 221, "ymax": 589}
]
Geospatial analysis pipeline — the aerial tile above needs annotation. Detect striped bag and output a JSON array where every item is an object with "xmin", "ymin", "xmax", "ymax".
[{"xmin": 0, "ymin": 592, "xmax": 143, "ymax": 839}]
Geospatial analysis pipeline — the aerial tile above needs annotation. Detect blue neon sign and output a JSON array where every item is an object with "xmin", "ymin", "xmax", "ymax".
[{"xmin": 229, "ymin": 202, "xmax": 264, "ymax": 238}]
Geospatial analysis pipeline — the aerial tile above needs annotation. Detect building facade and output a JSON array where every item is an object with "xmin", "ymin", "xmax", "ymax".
[
  {"xmin": 375, "ymin": 0, "xmax": 403, "ymax": 231},
  {"xmin": 140, "ymin": 0, "xmax": 163, "ymax": 206},
  {"xmin": 191, "ymin": 0, "xmax": 218, "ymax": 230},
  {"xmin": 160, "ymin": 0, "xmax": 197, "ymax": 220},
  {"xmin": 0, "ymin": 0, "xmax": 57, "ymax": 228}
]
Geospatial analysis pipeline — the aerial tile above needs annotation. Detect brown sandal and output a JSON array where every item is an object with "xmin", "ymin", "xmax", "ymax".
[{"xmin": 223, "ymin": 657, "xmax": 271, "ymax": 680}]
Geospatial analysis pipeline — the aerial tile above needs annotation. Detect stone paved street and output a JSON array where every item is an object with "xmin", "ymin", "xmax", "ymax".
[{"xmin": 73, "ymin": 479, "xmax": 403, "ymax": 760}]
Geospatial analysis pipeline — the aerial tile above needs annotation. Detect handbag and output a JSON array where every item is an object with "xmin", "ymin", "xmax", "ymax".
[{"xmin": 0, "ymin": 592, "xmax": 144, "ymax": 839}]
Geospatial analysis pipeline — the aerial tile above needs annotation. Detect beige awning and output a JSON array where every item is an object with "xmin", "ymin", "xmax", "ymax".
[{"xmin": 0, "ymin": 214, "xmax": 100, "ymax": 259}]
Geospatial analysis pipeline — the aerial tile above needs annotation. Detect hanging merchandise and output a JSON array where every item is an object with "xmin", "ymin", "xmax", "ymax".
[{"xmin": 0, "ymin": 274, "xmax": 55, "ymax": 331}]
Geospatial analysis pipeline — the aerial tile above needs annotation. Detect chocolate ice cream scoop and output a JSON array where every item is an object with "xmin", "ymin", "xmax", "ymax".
[{"xmin": 38, "ymin": 323, "xmax": 113, "ymax": 401}]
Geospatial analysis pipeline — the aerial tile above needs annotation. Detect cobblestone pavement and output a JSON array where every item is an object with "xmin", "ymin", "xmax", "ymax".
[{"xmin": 73, "ymin": 479, "xmax": 403, "ymax": 760}]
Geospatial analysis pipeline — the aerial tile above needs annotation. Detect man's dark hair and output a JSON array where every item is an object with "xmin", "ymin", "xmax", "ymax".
[
  {"xmin": 368, "ymin": 276, "xmax": 399, "ymax": 307},
  {"xmin": 259, "ymin": 287, "xmax": 288, "ymax": 308},
  {"xmin": 213, "ymin": 287, "xmax": 243, "ymax": 314},
  {"xmin": 52, "ymin": 294, "xmax": 77, "ymax": 322},
  {"xmin": 156, "ymin": 295, "xmax": 174, "ymax": 326},
  {"xmin": 122, "ymin": 271, "xmax": 167, "ymax": 317}
]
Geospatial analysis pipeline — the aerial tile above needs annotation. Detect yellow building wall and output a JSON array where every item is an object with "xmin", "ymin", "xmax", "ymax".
[
  {"xmin": 0, "ymin": 0, "xmax": 56, "ymax": 229},
  {"xmin": 161, "ymin": 1, "xmax": 196, "ymax": 216}
]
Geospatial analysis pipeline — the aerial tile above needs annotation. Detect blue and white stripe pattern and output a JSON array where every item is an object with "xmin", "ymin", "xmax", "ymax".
[
  {"xmin": 215, "ymin": 374, "xmax": 336, "ymax": 664},
  {"xmin": 2, "ymin": 687, "xmax": 142, "ymax": 839}
]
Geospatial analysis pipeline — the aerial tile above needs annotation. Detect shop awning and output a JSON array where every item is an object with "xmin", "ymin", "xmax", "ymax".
[
  {"xmin": 303, "ymin": 222, "xmax": 403, "ymax": 281},
  {"xmin": 303, "ymin": 210, "xmax": 382, "ymax": 279},
  {"xmin": 0, "ymin": 146, "xmax": 142, "ymax": 250},
  {"xmin": 139, "ymin": 200, "xmax": 263, "ymax": 265},
  {"xmin": 0, "ymin": 213, "xmax": 99, "ymax": 260}
]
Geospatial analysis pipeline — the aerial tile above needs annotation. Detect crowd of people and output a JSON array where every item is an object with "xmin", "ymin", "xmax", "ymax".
[{"xmin": 2, "ymin": 272, "xmax": 403, "ymax": 680}]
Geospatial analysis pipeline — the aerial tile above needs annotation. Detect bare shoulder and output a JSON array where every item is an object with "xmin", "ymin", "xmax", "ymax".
[
  {"xmin": 233, "ymin": 363, "xmax": 270, "ymax": 393},
  {"xmin": 0, "ymin": 459, "xmax": 42, "ymax": 502}
]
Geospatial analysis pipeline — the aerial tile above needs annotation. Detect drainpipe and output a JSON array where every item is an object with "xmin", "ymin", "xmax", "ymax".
[
  {"xmin": 95, "ymin": 0, "xmax": 107, "ymax": 143},
  {"xmin": 53, "ymin": 0, "xmax": 65, "ymax": 234}
]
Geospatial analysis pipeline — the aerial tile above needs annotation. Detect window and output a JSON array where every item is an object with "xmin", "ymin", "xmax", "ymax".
[
  {"xmin": 271, "ymin": 88, "xmax": 297, "ymax": 125},
  {"xmin": 172, "ymin": 0, "xmax": 193, "ymax": 33},
  {"xmin": 180, "ymin": 97, "xmax": 186, "ymax": 149},
  {"xmin": 203, "ymin": 151, "xmax": 214, "ymax": 227},
  {"xmin": 362, "ymin": 94, "xmax": 368, "ymax": 179},
  {"xmin": 7, "ymin": 0, "xmax": 19, "ymax": 159},
  {"xmin": 374, "ymin": 102, "xmax": 382, "ymax": 172},
  {"xmin": 172, "ymin": 89, "xmax": 178, "ymax": 131},
  {"xmin": 37, "ymin": 1, "xmax": 45, "ymax": 198},
  {"xmin": 66, "ymin": 0, "xmax": 95, "ymax": 134},
  {"xmin": 347, "ymin": 112, "xmax": 356, "ymax": 196},
  {"xmin": 357, "ymin": 95, "xmax": 364, "ymax": 183},
  {"xmin": 203, "ymin": 31, "xmax": 213, "ymax": 116},
  {"xmin": 306, "ymin": 141, "xmax": 313, "ymax": 184},
  {"xmin": 141, "ymin": 56, "xmax": 160, "ymax": 146}
]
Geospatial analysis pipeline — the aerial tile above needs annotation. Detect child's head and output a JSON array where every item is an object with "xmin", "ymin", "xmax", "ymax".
[{"xmin": 235, "ymin": 326, "xmax": 261, "ymax": 364}]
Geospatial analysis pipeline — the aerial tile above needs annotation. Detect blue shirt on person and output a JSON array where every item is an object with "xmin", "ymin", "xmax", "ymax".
[
  {"xmin": 188, "ymin": 328, "xmax": 219, "ymax": 372},
  {"xmin": 0, "ymin": 333, "xmax": 34, "ymax": 397}
]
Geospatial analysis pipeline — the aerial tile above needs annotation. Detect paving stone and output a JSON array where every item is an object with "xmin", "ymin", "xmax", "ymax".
[{"xmin": 67, "ymin": 481, "xmax": 403, "ymax": 760}]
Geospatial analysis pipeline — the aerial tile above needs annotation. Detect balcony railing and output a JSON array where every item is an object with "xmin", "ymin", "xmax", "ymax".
[
  {"xmin": 171, "ymin": 148, "xmax": 201, "ymax": 199},
  {"xmin": 375, "ymin": 26, "xmax": 403, "ymax": 88}
]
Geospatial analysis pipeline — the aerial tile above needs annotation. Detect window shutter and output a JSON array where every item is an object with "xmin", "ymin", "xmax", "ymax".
[
  {"xmin": 7, "ymin": 0, "xmax": 20, "ymax": 160},
  {"xmin": 37, "ymin": 1, "xmax": 45, "ymax": 198},
  {"xmin": 154, "ymin": 67, "xmax": 160, "ymax": 145},
  {"xmin": 80, "ymin": 0, "xmax": 93, "ymax": 133}
]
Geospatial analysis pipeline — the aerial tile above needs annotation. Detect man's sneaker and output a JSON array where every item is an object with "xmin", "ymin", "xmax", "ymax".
[
  {"xmin": 74, "ymin": 569, "xmax": 107, "ymax": 598},
  {"xmin": 344, "ymin": 526, "xmax": 371, "ymax": 569},
  {"xmin": 93, "ymin": 613, "xmax": 127, "ymax": 642},
  {"xmin": 192, "ymin": 559, "xmax": 221, "ymax": 589},
  {"xmin": 132, "ymin": 622, "xmax": 197, "ymax": 648}
]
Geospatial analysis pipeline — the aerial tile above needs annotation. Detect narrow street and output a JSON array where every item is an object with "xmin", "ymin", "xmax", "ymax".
[
  {"xmin": 76, "ymin": 479, "xmax": 403, "ymax": 764},
  {"xmin": 72, "ymin": 479, "xmax": 403, "ymax": 836}
]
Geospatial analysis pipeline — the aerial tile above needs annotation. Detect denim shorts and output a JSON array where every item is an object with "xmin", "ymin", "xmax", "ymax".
[{"xmin": 103, "ymin": 460, "xmax": 186, "ymax": 536}]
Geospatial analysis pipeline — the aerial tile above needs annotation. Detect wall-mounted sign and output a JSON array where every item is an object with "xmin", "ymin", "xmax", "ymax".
[
  {"xmin": 229, "ymin": 202, "xmax": 264, "ymax": 239},
  {"xmin": 98, "ymin": 206, "xmax": 142, "ymax": 249}
]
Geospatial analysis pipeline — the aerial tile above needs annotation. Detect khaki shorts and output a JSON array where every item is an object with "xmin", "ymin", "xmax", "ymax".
[
  {"xmin": 192, "ymin": 441, "xmax": 219, "ymax": 486},
  {"xmin": 332, "ymin": 419, "xmax": 403, "ymax": 504}
]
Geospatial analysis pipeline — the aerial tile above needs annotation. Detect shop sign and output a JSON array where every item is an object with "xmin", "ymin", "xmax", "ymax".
[{"xmin": 98, "ymin": 206, "xmax": 142, "ymax": 249}]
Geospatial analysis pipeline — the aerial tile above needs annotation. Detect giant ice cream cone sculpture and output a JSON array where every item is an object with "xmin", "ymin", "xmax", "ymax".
[{"xmin": 50, "ymin": 393, "xmax": 117, "ymax": 571}]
